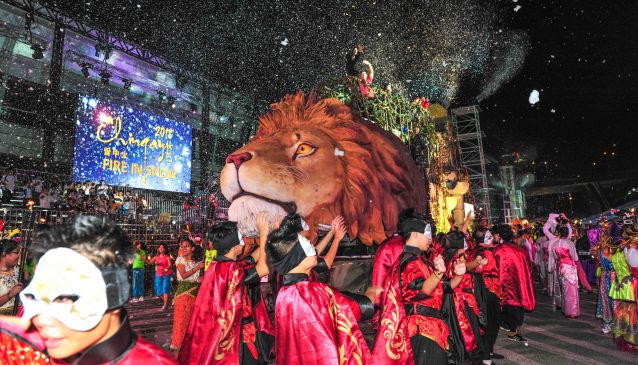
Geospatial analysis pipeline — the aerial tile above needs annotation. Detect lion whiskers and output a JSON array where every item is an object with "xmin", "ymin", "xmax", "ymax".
[{"xmin": 266, "ymin": 163, "xmax": 309, "ymax": 183}]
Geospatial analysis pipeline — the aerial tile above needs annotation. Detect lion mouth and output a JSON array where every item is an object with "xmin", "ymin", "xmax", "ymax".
[{"xmin": 231, "ymin": 191, "xmax": 297, "ymax": 214}]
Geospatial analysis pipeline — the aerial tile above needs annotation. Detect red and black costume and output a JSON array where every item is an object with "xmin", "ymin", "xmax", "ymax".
[
  {"xmin": 495, "ymin": 241, "xmax": 536, "ymax": 332},
  {"xmin": 441, "ymin": 249, "xmax": 487, "ymax": 364},
  {"xmin": 0, "ymin": 311, "xmax": 176, "ymax": 365},
  {"xmin": 474, "ymin": 245, "xmax": 503, "ymax": 356},
  {"xmin": 373, "ymin": 245, "xmax": 449, "ymax": 365},
  {"xmin": 371, "ymin": 235, "xmax": 405, "ymax": 325},
  {"xmin": 178, "ymin": 255, "xmax": 274, "ymax": 365}
]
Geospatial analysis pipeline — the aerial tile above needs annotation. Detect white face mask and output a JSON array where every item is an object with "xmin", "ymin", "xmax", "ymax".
[
  {"xmin": 484, "ymin": 230, "xmax": 494, "ymax": 245},
  {"xmin": 20, "ymin": 248, "xmax": 108, "ymax": 331},
  {"xmin": 424, "ymin": 223, "xmax": 432, "ymax": 239}
]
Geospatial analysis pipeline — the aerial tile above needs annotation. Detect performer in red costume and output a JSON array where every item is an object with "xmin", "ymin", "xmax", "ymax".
[
  {"xmin": 0, "ymin": 216, "xmax": 176, "ymax": 365},
  {"xmin": 495, "ymin": 224, "xmax": 536, "ymax": 343},
  {"xmin": 373, "ymin": 216, "xmax": 466, "ymax": 365},
  {"xmin": 178, "ymin": 213, "xmax": 272, "ymax": 365},
  {"xmin": 267, "ymin": 213, "xmax": 370, "ymax": 365},
  {"xmin": 473, "ymin": 227, "xmax": 505, "ymax": 361},
  {"xmin": 371, "ymin": 209, "xmax": 429, "ymax": 326},
  {"xmin": 440, "ymin": 229, "xmax": 490, "ymax": 365}
]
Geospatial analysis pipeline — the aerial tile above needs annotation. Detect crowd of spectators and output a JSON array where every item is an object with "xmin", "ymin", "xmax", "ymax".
[{"xmin": 1, "ymin": 169, "xmax": 147, "ymax": 222}]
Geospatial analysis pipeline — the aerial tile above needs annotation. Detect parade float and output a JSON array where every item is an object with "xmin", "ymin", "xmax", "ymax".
[{"xmin": 220, "ymin": 77, "xmax": 470, "ymax": 244}]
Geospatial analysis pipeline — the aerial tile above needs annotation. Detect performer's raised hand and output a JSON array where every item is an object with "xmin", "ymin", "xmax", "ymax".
[
  {"xmin": 256, "ymin": 211, "xmax": 270, "ymax": 239},
  {"xmin": 433, "ymin": 255, "xmax": 446, "ymax": 273},
  {"xmin": 476, "ymin": 255, "xmax": 488, "ymax": 267},
  {"xmin": 453, "ymin": 260, "xmax": 467, "ymax": 276},
  {"xmin": 334, "ymin": 221, "xmax": 347, "ymax": 242},
  {"xmin": 331, "ymin": 215, "xmax": 345, "ymax": 232}
]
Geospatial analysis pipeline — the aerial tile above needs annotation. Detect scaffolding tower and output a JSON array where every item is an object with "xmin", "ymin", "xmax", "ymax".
[{"xmin": 451, "ymin": 106, "xmax": 493, "ymax": 224}]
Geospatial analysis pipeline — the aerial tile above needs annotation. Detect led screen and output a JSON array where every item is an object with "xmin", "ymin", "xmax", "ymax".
[{"xmin": 72, "ymin": 96, "xmax": 192, "ymax": 193}]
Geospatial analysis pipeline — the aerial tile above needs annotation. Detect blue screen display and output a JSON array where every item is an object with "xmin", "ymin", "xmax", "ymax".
[{"xmin": 72, "ymin": 96, "xmax": 192, "ymax": 193}]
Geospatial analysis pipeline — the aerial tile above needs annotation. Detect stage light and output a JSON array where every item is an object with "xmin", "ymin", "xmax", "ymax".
[
  {"xmin": 167, "ymin": 96, "xmax": 176, "ymax": 108},
  {"xmin": 95, "ymin": 43, "xmax": 112, "ymax": 60},
  {"xmin": 122, "ymin": 78, "xmax": 132, "ymax": 90},
  {"xmin": 24, "ymin": 11, "xmax": 34, "ymax": 30},
  {"xmin": 158, "ymin": 90, "xmax": 167, "ymax": 103},
  {"xmin": 80, "ymin": 63, "xmax": 91, "ymax": 78},
  {"xmin": 38, "ymin": 215, "xmax": 47, "ymax": 224},
  {"xmin": 99, "ymin": 69, "xmax": 112, "ymax": 85},
  {"xmin": 190, "ymin": 103, "xmax": 197, "ymax": 115},
  {"xmin": 31, "ymin": 43, "xmax": 44, "ymax": 59}
]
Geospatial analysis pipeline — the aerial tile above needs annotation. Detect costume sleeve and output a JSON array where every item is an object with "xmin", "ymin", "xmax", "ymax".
[
  {"xmin": 401, "ymin": 259, "xmax": 431, "ymax": 302},
  {"xmin": 567, "ymin": 223, "xmax": 573, "ymax": 241},
  {"xmin": 315, "ymin": 257, "xmax": 329, "ymax": 274},
  {"xmin": 544, "ymin": 214, "xmax": 557, "ymax": 239}
]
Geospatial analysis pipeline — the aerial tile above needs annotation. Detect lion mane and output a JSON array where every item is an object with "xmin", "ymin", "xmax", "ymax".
[{"xmin": 253, "ymin": 91, "xmax": 426, "ymax": 245}]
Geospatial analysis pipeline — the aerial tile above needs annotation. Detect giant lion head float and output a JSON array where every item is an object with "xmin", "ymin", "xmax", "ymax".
[{"xmin": 220, "ymin": 92, "xmax": 426, "ymax": 245}]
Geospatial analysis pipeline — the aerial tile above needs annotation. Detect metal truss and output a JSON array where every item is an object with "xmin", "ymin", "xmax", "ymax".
[
  {"xmin": 4, "ymin": 0, "xmax": 208, "ymax": 86},
  {"xmin": 451, "ymin": 105, "xmax": 494, "ymax": 224}
]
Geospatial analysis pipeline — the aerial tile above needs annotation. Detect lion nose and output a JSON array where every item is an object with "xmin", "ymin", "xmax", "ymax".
[{"xmin": 225, "ymin": 152, "xmax": 253, "ymax": 169}]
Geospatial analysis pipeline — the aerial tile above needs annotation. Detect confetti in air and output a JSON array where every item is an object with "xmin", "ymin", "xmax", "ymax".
[
  {"xmin": 529, "ymin": 90, "xmax": 540, "ymax": 105},
  {"xmin": 49, "ymin": 0, "xmax": 529, "ymax": 105}
]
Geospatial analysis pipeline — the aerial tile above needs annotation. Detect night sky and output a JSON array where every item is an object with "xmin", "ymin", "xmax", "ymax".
[{"xmin": 45, "ymin": 0, "xmax": 638, "ymax": 183}]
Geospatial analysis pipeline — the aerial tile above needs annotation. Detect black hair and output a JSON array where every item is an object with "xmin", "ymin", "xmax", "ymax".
[
  {"xmin": 557, "ymin": 226, "xmax": 569, "ymax": 238},
  {"xmin": 208, "ymin": 221, "xmax": 240, "ymax": 255},
  {"xmin": 180, "ymin": 239, "xmax": 195, "ymax": 247},
  {"xmin": 31, "ymin": 215, "xmax": 134, "ymax": 268},
  {"xmin": 157, "ymin": 243, "xmax": 169, "ymax": 254},
  {"xmin": 0, "ymin": 239, "xmax": 20, "ymax": 258},
  {"xmin": 498, "ymin": 224, "xmax": 515, "ymax": 243},
  {"xmin": 266, "ymin": 213, "xmax": 304, "ymax": 262}
]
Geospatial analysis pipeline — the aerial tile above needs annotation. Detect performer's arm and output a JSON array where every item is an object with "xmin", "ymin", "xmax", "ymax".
[
  {"xmin": 254, "ymin": 212, "xmax": 270, "ymax": 277},
  {"xmin": 419, "ymin": 255, "xmax": 446, "ymax": 295},
  {"xmin": 543, "ymin": 214, "xmax": 557, "ymax": 239},
  {"xmin": 567, "ymin": 222, "xmax": 573, "ymax": 241},
  {"xmin": 322, "ymin": 221, "xmax": 347, "ymax": 270},
  {"xmin": 176, "ymin": 259, "xmax": 204, "ymax": 280},
  {"xmin": 460, "ymin": 211, "xmax": 473, "ymax": 235},
  {"xmin": 449, "ymin": 260, "xmax": 467, "ymax": 289},
  {"xmin": 314, "ymin": 216, "xmax": 342, "ymax": 255}
]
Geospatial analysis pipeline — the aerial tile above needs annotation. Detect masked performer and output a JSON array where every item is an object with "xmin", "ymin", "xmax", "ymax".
[
  {"xmin": 0, "ymin": 216, "xmax": 176, "ymax": 365},
  {"xmin": 473, "ymin": 227, "xmax": 504, "ymax": 362},
  {"xmin": 495, "ymin": 224, "xmax": 536, "ymax": 343},
  {"xmin": 440, "ymin": 229, "xmax": 490, "ymax": 365},
  {"xmin": 371, "ymin": 209, "xmax": 428, "ymax": 326},
  {"xmin": 267, "ymin": 213, "xmax": 370, "ymax": 365},
  {"xmin": 609, "ymin": 226, "xmax": 638, "ymax": 353},
  {"xmin": 544, "ymin": 214, "xmax": 580, "ymax": 318},
  {"xmin": 373, "ymin": 216, "xmax": 466, "ymax": 365},
  {"xmin": 178, "ymin": 212, "xmax": 272, "ymax": 365}
]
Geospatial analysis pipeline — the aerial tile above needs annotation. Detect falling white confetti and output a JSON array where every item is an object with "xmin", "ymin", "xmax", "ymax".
[
  {"xmin": 514, "ymin": 5, "xmax": 522, "ymax": 12},
  {"xmin": 334, "ymin": 148, "xmax": 345, "ymax": 157},
  {"xmin": 280, "ymin": 38, "xmax": 288, "ymax": 46},
  {"xmin": 551, "ymin": 109, "xmax": 556, "ymax": 113},
  {"xmin": 528, "ymin": 90, "xmax": 540, "ymax": 105}
]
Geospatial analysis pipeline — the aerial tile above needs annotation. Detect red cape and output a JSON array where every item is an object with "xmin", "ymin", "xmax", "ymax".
[
  {"xmin": 178, "ymin": 260, "xmax": 245, "ymax": 365},
  {"xmin": 275, "ymin": 280, "xmax": 370, "ymax": 365},
  {"xmin": 372, "ymin": 253, "xmax": 415, "ymax": 365},
  {"xmin": 495, "ymin": 242, "xmax": 536, "ymax": 311}
]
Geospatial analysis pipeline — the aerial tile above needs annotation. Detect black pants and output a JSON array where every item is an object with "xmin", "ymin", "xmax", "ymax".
[
  {"xmin": 501, "ymin": 305, "xmax": 525, "ymax": 332},
  {"xmin": 410, "ymin": 334, "xmax": 448, "ymax": 365},
  {"xmin": 465, "ymin": 301, "xmax": 489, "ymax": 364},
  {"xmin": 482, "ymin": 291, "xmax": 501, "ymax": 354}
]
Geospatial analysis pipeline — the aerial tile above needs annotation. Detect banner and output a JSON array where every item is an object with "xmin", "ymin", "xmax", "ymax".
[{"xmin": 72, "ymin": 96, "xmax": 192, "ymax": 193}]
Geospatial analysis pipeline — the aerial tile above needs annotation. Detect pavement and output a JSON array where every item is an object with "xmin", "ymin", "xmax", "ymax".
[
  {"xmin": 492, "ymin": 288, "xmax": 636, "ymax": 365},
  {"xmin": 128, "ymin": 287, "xmax": 638, "ymax": 364}
]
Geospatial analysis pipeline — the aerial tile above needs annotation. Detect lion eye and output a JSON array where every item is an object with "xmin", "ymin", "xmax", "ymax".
[{"xmin": 293, "ymin": 143, "xmax": 316, "ymax": 159}]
